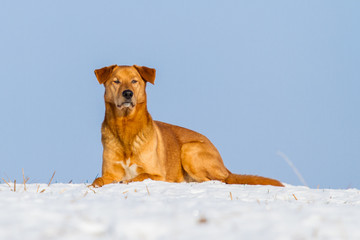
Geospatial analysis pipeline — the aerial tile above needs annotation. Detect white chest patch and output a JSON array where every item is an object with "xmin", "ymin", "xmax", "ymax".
[{"xmin": 118, "ymin": 158, "xmax": 138, "ymax": 181}]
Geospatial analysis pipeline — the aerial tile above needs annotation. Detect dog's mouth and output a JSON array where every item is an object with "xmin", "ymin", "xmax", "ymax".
[{"xmin": 116, "ymin": 101, "xmax": 135, "ymax": 109}]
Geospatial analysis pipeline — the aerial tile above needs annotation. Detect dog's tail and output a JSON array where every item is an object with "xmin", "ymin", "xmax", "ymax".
[{"xmin": 224, "ymin": 173, "xmax": 284, "ymax": 187}]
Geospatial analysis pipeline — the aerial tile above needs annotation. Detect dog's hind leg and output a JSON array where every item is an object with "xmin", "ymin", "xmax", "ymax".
[
  {"xmin": 180, "ymin": 142, "xmax": 229, "ymax": 182},
  {"xmin": 180, "ymin": 141, "xmax": 284, "ymax": 187}
]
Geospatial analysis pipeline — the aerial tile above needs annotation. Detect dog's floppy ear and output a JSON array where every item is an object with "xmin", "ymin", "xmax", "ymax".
[
  {"xmin": 94, "ymin": 65, "xmax": 117, "ymax": 84},
  {"xmin": 133, "ymin": 65, "xmax": 156, "ymax": 85}
]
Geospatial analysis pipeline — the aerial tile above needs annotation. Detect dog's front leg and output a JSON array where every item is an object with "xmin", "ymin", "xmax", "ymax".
[
  {"xmin": 122, "ymin": 173, "xmax": 163, "ymax": 183},
  {"xmin": 91, "ymin": 174, "xmax": 119, "ymax": 187},
  {"xmin": 91, "ymin": 149, "xmax": 125, "ymax": 187}
]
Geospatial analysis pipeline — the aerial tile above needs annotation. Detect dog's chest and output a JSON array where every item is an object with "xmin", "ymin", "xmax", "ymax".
[{"xmin": 118, "ymin": 158, "xmax": 138, "ymax": 181}]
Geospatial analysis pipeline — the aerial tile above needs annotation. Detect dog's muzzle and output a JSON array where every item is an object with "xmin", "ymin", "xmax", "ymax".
[
  {"xmin": 116, "ymin": 90, "xmax": 135, "ymax": 109},
  {"xmin": 122, "ymin": 90, "xmax": 133, "ymax": 100}
]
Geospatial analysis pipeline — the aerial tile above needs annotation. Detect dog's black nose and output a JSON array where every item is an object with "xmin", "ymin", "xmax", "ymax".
[{"xmin": 122, "ymin": 90, "xmax": 133, "ymax": 99}]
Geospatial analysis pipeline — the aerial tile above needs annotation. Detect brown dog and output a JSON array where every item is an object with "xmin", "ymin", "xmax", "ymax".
[{"xmin": 91, "ymin": 65, "xmax": 283, "ymax": 187}]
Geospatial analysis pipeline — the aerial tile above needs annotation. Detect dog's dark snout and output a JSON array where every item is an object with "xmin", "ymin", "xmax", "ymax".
[{"xmin": 122, "ymin": 90, "xmax": 133, "ymax": 99}]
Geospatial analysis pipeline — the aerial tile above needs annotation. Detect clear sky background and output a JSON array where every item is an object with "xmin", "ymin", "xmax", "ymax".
[{"xmin": 0, "ymin": 1, "xmax": 359, "ymax": 189}]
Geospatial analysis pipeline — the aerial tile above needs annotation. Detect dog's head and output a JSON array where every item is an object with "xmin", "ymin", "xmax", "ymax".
[{"xmin": 94, "ymin": 65, "xmax": 156, "ymax": 116}]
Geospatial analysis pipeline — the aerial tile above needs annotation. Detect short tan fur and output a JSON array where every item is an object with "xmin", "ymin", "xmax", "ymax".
[{"xmin": 92, "ymin": 65, "xmax": 283, "ymax": 187}]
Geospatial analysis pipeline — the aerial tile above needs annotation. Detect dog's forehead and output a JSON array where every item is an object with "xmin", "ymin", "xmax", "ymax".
[{"xmin": 112, "ymin": 66, "xmax": 140, "ymax": 79}]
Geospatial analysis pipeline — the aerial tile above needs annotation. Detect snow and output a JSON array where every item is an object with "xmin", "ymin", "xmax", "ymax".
[{"xmin": 1, "ymin": 180, "xmax": 360, "ymax": 240}]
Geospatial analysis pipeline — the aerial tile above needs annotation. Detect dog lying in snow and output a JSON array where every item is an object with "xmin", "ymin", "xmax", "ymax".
[{"xmin": 91, "ymin": 65, "xmax": 283, "ymax": 187}]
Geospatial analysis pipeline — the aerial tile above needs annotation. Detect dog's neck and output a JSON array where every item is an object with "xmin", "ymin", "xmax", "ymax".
[{"xmin": 104, "ymin": 102, "xmax": 154, "ymax": 150}]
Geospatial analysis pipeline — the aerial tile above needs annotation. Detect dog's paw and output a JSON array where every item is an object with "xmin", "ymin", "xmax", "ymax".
[{"xmin": 91, "ymin": 177, "xmax": 105, "ymax": 188}]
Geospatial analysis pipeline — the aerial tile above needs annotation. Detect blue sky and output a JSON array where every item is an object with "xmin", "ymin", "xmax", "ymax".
[{"xmin": 0, "ymin": 1, "xmax": 359, "ymax": 188}]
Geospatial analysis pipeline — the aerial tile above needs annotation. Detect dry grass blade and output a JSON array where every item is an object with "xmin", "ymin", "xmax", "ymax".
[
  {"xmin": 48, "ymin": 171, "xmax": 56, "ymax": 186},
  {"xmin": 1, "ymin": 178, "xmax": 11, "ymax": 188},
  {"xmin": 22, "ymin": 168, "xmax": 27, "ymax": 191},
  {"xmin": 5, "ymin": 174, "xmax": 11, "ymax": 183},
  {"xmin": 277, "ymin": 151, "xmax": 308, "ymax": 187},
  {"xmin": 14, "ymin": 180, "xmax": 16, "ymax": 192},
  {"xmin": 146, "ymin": 185, "xmax": 150, "ymax": 196},
  {"xmin": 292, "ymin": 194, "xmax": 298, "ymax": 200},
  {"xmin": 37, "ymin": 185, "xmax": 40, "ymax": 193},
  {"xmin": 229, "ymin": 192, "xmax": 233, "ymax": 200},
  {"xmin": 40, "ymin": 189, "xmax": 46, "ymax": 193}
]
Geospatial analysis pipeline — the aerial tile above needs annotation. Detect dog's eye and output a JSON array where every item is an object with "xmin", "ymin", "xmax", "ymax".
[
  {"xmin": 131, "ymin": 80, "xmax": 138, "ymax": 84},
  {"xmin": 113, "ymin": 80, "xmax": 120, "ymax": 84}
]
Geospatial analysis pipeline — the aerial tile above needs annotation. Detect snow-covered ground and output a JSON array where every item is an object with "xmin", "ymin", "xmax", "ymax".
[{"xmin": 1, "ymin": 180, "xmax": 360, "ymax": 240}]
